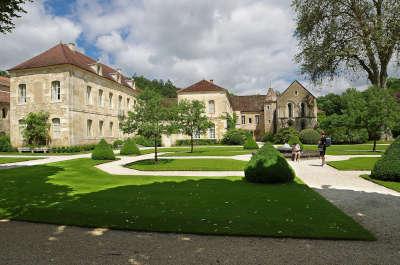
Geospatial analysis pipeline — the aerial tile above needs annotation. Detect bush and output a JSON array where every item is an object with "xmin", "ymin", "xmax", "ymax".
[
  {"xmin": 134, "ymin": 135, "xmax": 161, "ymax": 147},
  {"xmin": 0, "ymin": 135, "xmax": 12, "ymax": 152},
  {"xmin": 371, "ymin": 137, "xmax": 400, "ymax": 181},
  {"xmin": 243, "ymin": 137, "xmax": 259, "ymax": 150},
  {"xmin": 91, "ymin": 139, "xmax": 115, "ymax": 160},
  {"xmin": 120, "ymin": 138, "xmax": 141, "ymax": 155},
  {"xmin": 300, "ymin": 129, "xmax": 320, "ymax": 144},
  {"xmin": 329, "ymin": 127, "xmax": 369, "ymax": 144},
  {"xmin": 52, "ymin": 144, "xmax": 95, "ymax": 153},
  {"xmin": 112, "ymin": 139, "xmax": 124, "ymax": 148},
  {"xmin": 274, "ymin": 127, "xmax": 300, "ymax": 144},
  {"xmin": 175, "ymin": 139, "xmax": 219, "ymax": 146},
  {"xmin": 288, "ymin": 135, "xmax": 303, "ymax": 150},
  {"xmin": 221, "ymin": 129, "xmax": 251, "ymax": 145},
  {"xmin": 262, "ymin": 132, "xmax": 275, "ymax": 143},
  {"xmin": 244, "ymin": 143, "xmax": 295, "ymax": 183}
]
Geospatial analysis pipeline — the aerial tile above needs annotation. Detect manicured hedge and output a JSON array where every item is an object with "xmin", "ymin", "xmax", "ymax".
[
  {"xmin": 288, "ymin": 135, "xmax": 303, "ymax": 150},
  {"xmin": 371, "ymin": 137, "xmax": 400, "ymax": 181},
  {"xmin": 300, "ymin": 129, "xmax": 320, "ymax": 144},
  {"xmin": 112, "ymin": 139, "xmax": 124, "ymax": 148},
  {"xmin": 244, "ymin": 143, "xmax": 295, "ymax": 183},
  {"xmin": 91, "ymin": 139, "xmax": 115, "ymax": 160},
  {"xmin": 52, "ymin": 144, "xmax": 96, "ymax": 153},
  {"xmin": 120, "ymin": 138, "xmax": 141, "ymax": 155},
  {"xmin": 261, "ymin": 133, "xmax": 275, "ymax": 143},
  {"xmin": 0, "ymin": 135, "xmax": 13, "ymax": 152},
  {"xmin": 274, "ymin": 127, "xmax": 300, "ymax": 144},
  {"xmin": 175, "ymin": 139, "xmax": 219, "ymax": 146},
  {"xmin": 134, "ymin": 135, "xmax": 161, "ymax": 147},
  {"xmin": 243, "ymin": 137, "xmax": 259, "ymax": 150},
  {"xmin": 221, "ymin": 129, "xmax": 251, "ymax": 145}
]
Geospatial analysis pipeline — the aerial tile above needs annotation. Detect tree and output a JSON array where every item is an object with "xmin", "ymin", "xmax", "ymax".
[
  {"xmin": 317, "ymin": 93, "xmax": 344, "ymax": 116},
  {"xmin": 175, "ymin": 99, "xmax": 213, "ymax": 153},
  {"xmin": 133, "ymin": 75, "xmax": 178, "ymax": 98},
  {"xmin": 0, "ymin": 70, "xmax": 9, "ymax": 77},
  {"xmin": 293, "ymin": 0, "xmax": 400, "ymax": 88},
  {"xmin": 225, "ymin": 113, "xmax": 238, "ymax": 130},
  {"xmin": 120, "ymin": 89, "xmax": 176, "ymax": 162},
  {"xmin": 0, "ymin": 0, "xmax": 32, "ymax": 34},
  {"xmin": 22, "ymin": 111, "xmax": 50, "ymax": 146}
]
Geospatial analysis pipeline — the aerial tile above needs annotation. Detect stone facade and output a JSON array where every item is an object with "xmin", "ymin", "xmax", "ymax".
[
  {"xmin": 0, "ymin": 77, "xmax": 10, "ymax": 135},
  {"xmin": 163, "ymin": 80, "xmax": 317, "ymax": 146},
  {"xmin": 8, "ymin": 44, "xmax": 137, "ymax": 147}
]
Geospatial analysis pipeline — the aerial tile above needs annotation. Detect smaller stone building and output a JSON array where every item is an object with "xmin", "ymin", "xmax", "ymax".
[{"xmin": 0, "ymin": 76, "xmax": 10, "ymax": 134}]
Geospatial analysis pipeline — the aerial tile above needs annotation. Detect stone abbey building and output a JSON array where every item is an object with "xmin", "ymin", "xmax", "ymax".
[{"xmin": 8, "ymin": 43, "xmax": 137, "ymax": 147}]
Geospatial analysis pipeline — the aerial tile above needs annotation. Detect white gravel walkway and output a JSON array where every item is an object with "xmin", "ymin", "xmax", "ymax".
[{"xmin": 0, "ymin": 154, "xmax": 90, "ymax": 169}]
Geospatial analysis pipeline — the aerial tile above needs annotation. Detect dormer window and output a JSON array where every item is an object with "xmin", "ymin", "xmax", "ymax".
[
  {"xmin": 90, "ymin": 61, "xmax": 102, "ymax": 76},
  {"xmin": 110, "ymin": 72, "xmax": 122, "ymax": 84}
]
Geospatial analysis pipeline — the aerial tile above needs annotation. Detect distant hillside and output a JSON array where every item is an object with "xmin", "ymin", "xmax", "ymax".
[{"xmin": 133, "ymin": 75, "xmax": 177, "ymax": 98}]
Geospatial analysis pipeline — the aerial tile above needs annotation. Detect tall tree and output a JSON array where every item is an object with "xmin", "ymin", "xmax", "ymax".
[
  {"xmin": 133, "ymin": 75, "xmax": 178, "ymax": 98},
  {"xmin": 120, "ymin": 89, "xmax": 176, "ymax": 162},
  {"xmin": 0, "ymin": 0, "xmax": 32, "ymax": 34},
  {"xmin": 293, "ymin": 0, "xmax": 400, "ymax": 88},
  {"xmin": 175, "ymin": 99, "xmax": 213, "ymax": 153},
  {"xmin": 22, "ymin": 111, "xmax": 50, "ymax": 147}
]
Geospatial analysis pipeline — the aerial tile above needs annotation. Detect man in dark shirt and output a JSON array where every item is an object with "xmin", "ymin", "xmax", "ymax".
[{"xmin": 318, "ymin": 132, "xmax": 327, "ymax": 166}]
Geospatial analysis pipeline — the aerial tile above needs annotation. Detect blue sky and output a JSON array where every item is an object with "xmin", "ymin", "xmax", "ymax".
[{"xmin": 0, "ymin": 0, "xmax": 376, "ymax": 95}]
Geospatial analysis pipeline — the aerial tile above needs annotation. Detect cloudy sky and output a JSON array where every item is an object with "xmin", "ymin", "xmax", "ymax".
[{"xmin": 0, "ymin": 0, "xmax": 385, "ymax": 95}]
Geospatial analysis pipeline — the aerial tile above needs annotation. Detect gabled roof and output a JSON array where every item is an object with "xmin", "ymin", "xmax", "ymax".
[
  {"xmin": 9, "ymin": 43, "xmax": 136, "ymax": 92},
  {"xmin": 0, "ymin": 76, "xmax": 10, "ymax": 88},
  {"xmin": 281, "ymin": 80, "xmax": 316, "ymax": 98},
  {"xmin": 229, "ymin": 95, "xmax": 266, "ymax": 112},
  {"xmin": 178, "ymin": 80, "xmax": 228, "ymax": 94}
]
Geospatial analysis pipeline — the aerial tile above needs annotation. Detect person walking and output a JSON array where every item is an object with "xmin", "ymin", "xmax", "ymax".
[{"xmin": 318, "ymin": 132, "xmax": 327, "ymax": 166}]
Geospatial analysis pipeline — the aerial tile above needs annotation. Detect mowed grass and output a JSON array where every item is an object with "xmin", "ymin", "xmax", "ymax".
[
  {"xmin": 0, "ymin": 157, "xmax": 41, "ymax": 164},
  {"xmin": 303, "ymin": 144, "xmax": 387, "ymax": 155},
  {"xmin": 361, "ymin": 175, "xmax": 400, "ymax": 193},
  {"xmin": 127, "ymin": 159, "xmax": 248, "ymax": 171},
  {"xmin": 0, "ymin": 158, "xmax": 373, "ymax": 240},
  {"xmin": 140, "ymin": 146, "xmax": 254, "ymax": 157},
  {"xmin": 328, "ymin": 157, "xmax": 380, "ymax": 171}
]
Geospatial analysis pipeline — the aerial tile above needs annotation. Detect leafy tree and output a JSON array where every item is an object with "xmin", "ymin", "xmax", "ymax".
[
  {"xmin": 0, "ymin": 70, "xmax": 9, "ymax": 77},
  {"xmin": 133, "ymin": 75, "xmax": 177, "ymax": 98},
  {"xmin": 0, "ymin": 0, "xmax": 32, "ymax": 34},
  {"xmin": 225, "ymin": 113, "xmax": 238, "ymax": 130},
  {"xmin": 317, "ymin": 93, "xmax": 344, "ymax": 116},
  {"xmin": 22, "ymin": 111, "xmax": 50, "ymax": 146},
  {"xmin": 120, "ymin": 89, "xmax": 176, "ymax": 162},
  {"xmin": 293, "ymin": 0, "xmax": 400, "ymax": 88},
  {"xmin": 175, "ymin": 99, "xmax": 213, "ymax": 153}
]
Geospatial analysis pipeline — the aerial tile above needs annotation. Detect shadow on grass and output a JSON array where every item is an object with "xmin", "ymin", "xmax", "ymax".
[{"xmin": 0, "ymin": 163, "xmax": 381, "ymax": 241}]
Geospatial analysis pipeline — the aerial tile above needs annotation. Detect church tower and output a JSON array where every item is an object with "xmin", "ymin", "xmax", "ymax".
[{"xmin": 264, "ymin": 87, "xmax": 277, "ymax": 134}]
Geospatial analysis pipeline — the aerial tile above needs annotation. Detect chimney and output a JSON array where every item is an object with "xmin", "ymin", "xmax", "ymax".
[
  {"xmin": 66, "ymin": 43, "xmax": 76, "ymax": 52},
  {"xmin": 209, "ymin": 79, "xmax": 214, "ymax": 83}
]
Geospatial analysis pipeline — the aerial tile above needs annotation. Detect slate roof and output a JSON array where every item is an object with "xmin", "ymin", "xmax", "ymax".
[{"xmin": 9, "ymin": 43, "xmax": 135, "ymax": 91}]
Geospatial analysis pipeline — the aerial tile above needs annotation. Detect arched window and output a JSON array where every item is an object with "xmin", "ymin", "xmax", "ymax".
[
  {"xmin": 51, "ymin": 81, "xmax": 61, "ymax": 101},
  {"xmin": 301, "ymin": 103, "xmax": 306, "ymax": 117},
  {"xmin": 86, "ymin": 86, "xmax": 92, "ymax": 104},
  {"xmin": 209, "ymin": 124, "xmax": 216, "ymax": 139},
  {"xmin": 288, "ymin": 103, "xmax": 293, "ymax": 118},
  {"xmin": 99, "ymin": 120, "xmax": 104, "ymax": 136},
  {"xmin": 98, "ymin": 89, "xmax": 104, "ymax": 106},
  {"xmin": 1, "ymin": 108, "xmax": 7, "ymax": 119},
  {"xmin": 208, "ymin": 100, "xmax": 215, "ymax": 114},
  {"xmin": 87, "ymin": 119, "xmax": 93, "ymax": 137},
  {"xmin": 52, "ymin": 118, "xmax": 61, "ymax": 137}
]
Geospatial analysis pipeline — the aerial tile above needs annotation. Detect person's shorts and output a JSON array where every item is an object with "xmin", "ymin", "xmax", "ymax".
[{"xmin": 319, "ymin": 150, "xmax": 326, "ymax": 156}]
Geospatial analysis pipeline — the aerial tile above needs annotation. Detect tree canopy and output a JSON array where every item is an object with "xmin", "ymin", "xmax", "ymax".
[
  {"xmin": 293, "ymin": 0, "xmax": 400, "ymax": 88},
  {"xmin": 133, "ymin": 75, "xmax": 178, "ymax": 98},
  {"xmin": 0, "ymin": 0, "xmax": 32, "ymax": 34},
  {"xmin": 22, "ymin": 111, "xmax": 50, "ymax": 147}
]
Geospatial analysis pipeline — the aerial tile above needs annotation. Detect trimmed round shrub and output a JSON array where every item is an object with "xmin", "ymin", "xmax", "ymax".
[
  {"xmin": 288, "ymin": 135, "xmax": 303, "ymax": 150},
  {"xmin": 0, "ymin": 135, "xmax": 12, "ymax": 152},
  {"xmin": 112, "ymin": 139, "xmax": 124, "ymax": 148},
  {"xmin": 120, "ymin": 138, "xmax": 141, "ymax": 155},
  {"xmin": 300, "ymin": 129, "xmax": 320, "ymax": 144},
  {"xmin": 243, "ymin": 137, "xmax": 259, "ymax": 150},
  {"xmin": 221, "ymin": 129, "xmax": 251, "ymax": 145},
  {"xmin": 244, "ymin": 143, "xmax": 295, "ymax": 183},
  {"xmin": 274, "ymin": 127, "xmax": 300, "ymax": 144},
  {"xmin": 262, "ymin": 132, "xmax": 275, "ymax": 143},
  {"xmin": 371, "ymin": 137, "xmax": 400, "ymax": 181},
  {"xmin": 91, "ymin": 139, "xmax": 115, "ymax": 160}
]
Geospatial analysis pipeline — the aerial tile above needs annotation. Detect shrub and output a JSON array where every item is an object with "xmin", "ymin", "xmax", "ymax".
[
  {"xmin": 371, "ymin": 137, "xmax": 400, "ymax": 181},
  {"xmin": 0, "ymin": 135, "xmax": 12, "ymax": 152},
  {"xmin": 243, "ymin": 137, "xmax": 259, "ymax": 150},
  {"xmin": 221, "ymin": 129, "xmax": 251, "ymax": 145},
  {"xmin": 329, "ymin": 127, "xmax": 369, "ymax": 144},
  {"xmin": 262, "ymin": 132, "xmax": 275, "ymax": 143},
  {"xmin": 300, "ymin": 129, "xmax": 320, "ymax": 144},
  {"xmin": 274, "ymin": 127, "xmax": 300, "ymax": 144},
  {"xmin": 120, "ymin": 138, "xmax": 141, "ymax": 155},
  {"xmin": 134, "ymin": 135, "xmax": 161, "ymax": 147},
  {"xmin": 112, "ymin": 139, "xmax": 124, "ymax": 148},
  {"xmin": 288, "ymin": 135, "xmax": 303, "ymax": 150},
  {"xmin": 52, "ymin": 144, "xmax": 95, "ymax": 153},
  {"xmin": 175, "ymin": 139, "xmax": 219, "ymax": 146},
  {"xmin": 244, "ymin": 143, "xmax": 295, "ymax": 183},
  {"xmin": 91, "ymin": 139, "xmax": 115, "ymax": 160}
]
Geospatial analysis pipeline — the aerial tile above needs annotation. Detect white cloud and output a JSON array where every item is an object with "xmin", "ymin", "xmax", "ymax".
[{"xmin": 0, "ymin": 0, "xmax": 81, "ymax": 69}]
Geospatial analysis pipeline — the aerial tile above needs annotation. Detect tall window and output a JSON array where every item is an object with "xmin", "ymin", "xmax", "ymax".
[
  {"xmin": 208, "ymin": 100, "xmax": 215, "ymax": 114},
  {"xmin": 109, "ymin": 93, "xmax": 113, "ymax": 108},
  {"xmin": 288, "ymin": 103, "xmax": 293, "ymax": 118},
  {"xmin": 86, "ymin": 86, "xmax": 92, "ymax": 104},
  {"xmin": 301, "ymin": 102, "xmax": 306, "ymax": 117},
  {"xmin": 241, "ymin": 115, "xmax": 245, "ymax": 124},
  {"xmin": 109, "ymin": 121, "xmax": 114, "ymax": 136},
  {"xmin": 18, "ymin": 84, "xmax": 27, "ymax": 103},
  {"xmin": 98, "ymin": 89, "xmax": 104, "ymax": 106},
  {"xmin": 1, "ymin": 108, "xmax": 7, "ymax": 119},
  {"xmin": 51, "ymin": 81, "xmax": 61, "ymax": 101},
  {"xmin": 248, "ymin": 118, "xmax": 252, "ymax": 124},
  {"xmin": 209, "ymin": 124, "xmax": 215, "ymax": 139},
  {"xmin": 52, "ymin": 118, "xmax": 61, "ymax": 138},
  {"xmin": 118, "ymin": 95, "xmax": 123, "ymax": 110},
  {"xmin": 127, "ymin": 98, "xmax": 130, "ymax": 110},
  {"xmin": 99, "ymin": 120, "xmax": 104, "ymax": 136},
  {"xmin": 255, "ymin": 115, "xmax": 260, "ymax": 125},
  {"xmin": 87, "ymin": 119, "xmax": 93, "ymax": 137}
]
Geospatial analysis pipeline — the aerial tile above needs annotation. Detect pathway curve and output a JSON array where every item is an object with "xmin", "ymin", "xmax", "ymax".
[{"xmin": 0, "ymin": 153, "xmax": 90, "ymax": 169}]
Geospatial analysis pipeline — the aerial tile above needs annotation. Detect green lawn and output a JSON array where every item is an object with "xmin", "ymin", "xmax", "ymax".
[
  {"xmin": 303, "ymin": 144, "xmax": 387, "ymax": 155},
  {"xmin": 140, "ymin": 146, "xmax": 254, "ymax": 157},
  {"xmin": 127, "ymin": 159, "xmax": 248, "ymax": 171},
  {"xmin": 328, "ymin": 157, "xmax": 380, "ymax": 171},
  {"xmin": 361, "ymin": 175, "xmax": 400, "ymax": 193},
  {"xmin": 0, "ymin": 158, "xmax": 373, "ymax": 240},
  {"xmin": 0, "ymin": 157, "xmax": 41, "ymax": 164}
]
